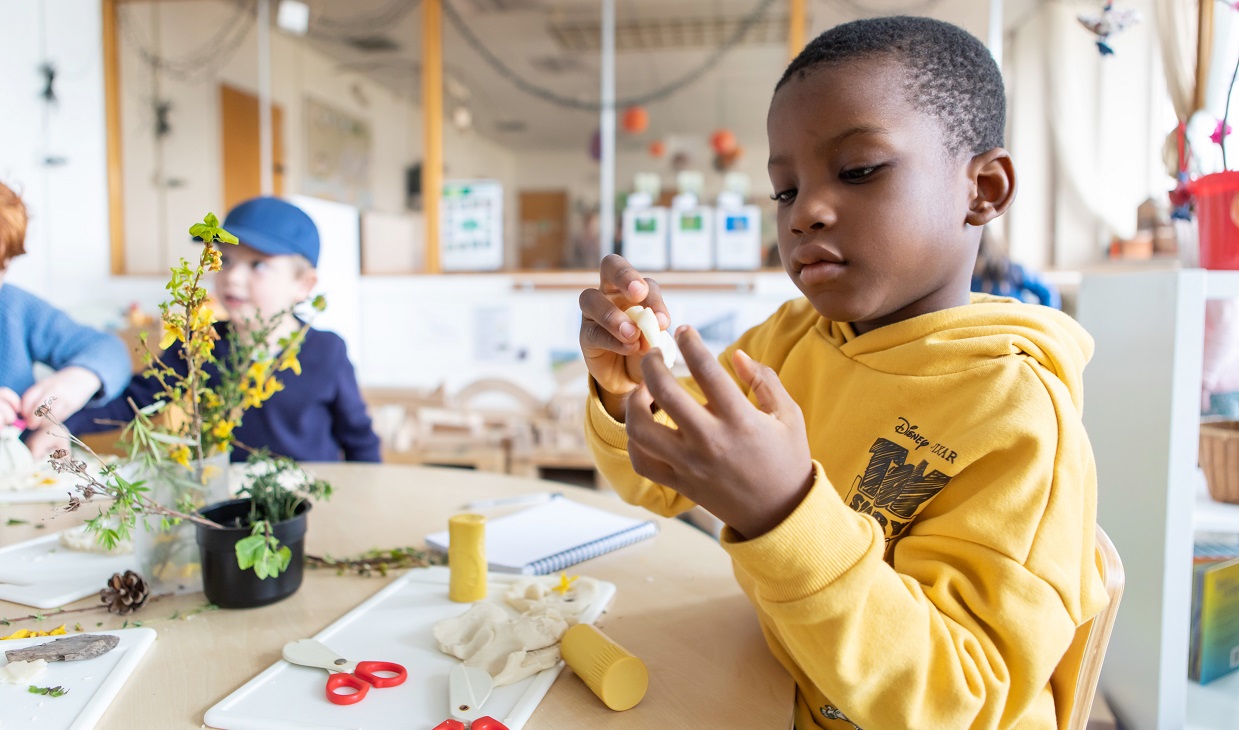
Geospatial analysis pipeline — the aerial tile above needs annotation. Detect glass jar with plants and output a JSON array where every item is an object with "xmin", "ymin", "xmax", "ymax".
[{"xmin": 41, "ymin": 212, "xmax": 326, "ymax": 595}]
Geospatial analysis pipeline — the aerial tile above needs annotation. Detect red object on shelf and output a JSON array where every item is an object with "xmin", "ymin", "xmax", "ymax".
[
  {"xmin": 710, "ymin": 129, "xmax": 737, "ymax": 155},
  {"xmin": 622, "ymin": 106, "xmax": 648, "ymax": 134},
  {"xmin": 431, "ymin": 721, "xmax": 465, "ymax": 730},
  {"xmin": 470, "ymin": 718, "xmax": 509, "ymax": 730},
  {"xmin": 1194, "ymin": 171, "xmax": 1239, "ymax": 270}
]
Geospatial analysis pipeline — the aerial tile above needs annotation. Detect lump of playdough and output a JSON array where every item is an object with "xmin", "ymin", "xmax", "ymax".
[
  {"xmin": 503, "ymin": 576, "xmax": 600, "ymax": 619},
  {"xmin": 0, "ymin": 427, "xmax": 36, "ymax": 492},
  {"xmin": 623, "ymin": 306, "xmax": 677, "ymax": 368},
  {"xmin": 434, "ymin": 575, "xmax": 605, "ymax": 687},
  {"xmin": 0, "ymin": 659, "xmax": 48, "ymax": 684},
  {"xmin": 433, "ymin": 603, "xmax": 568, "ymax": 687}
]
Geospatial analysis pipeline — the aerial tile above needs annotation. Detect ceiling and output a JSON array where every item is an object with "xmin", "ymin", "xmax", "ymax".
[{"xmin": 292, "ymin": 0, "xmax": 1044, "ymax": 149}]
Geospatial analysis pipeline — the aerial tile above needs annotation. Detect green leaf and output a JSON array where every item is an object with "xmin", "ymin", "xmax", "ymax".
[
  {"xmin": 6, "ymin": 518, "xmax": 28, "ymax": 526},
  {"xmin": 217, "ymin": 228, "xmax": 239, "ymax": 245},
  {"xmin": 235, "ymin": 534, "xmax": 266, "ymax": 571},
  {"xmin": 188, "ymin": 223, "xmax": 210, "ymax": 239},
  {"xmin": 204, "ymin": 212, "xmax": 220, "ymax": 228}
]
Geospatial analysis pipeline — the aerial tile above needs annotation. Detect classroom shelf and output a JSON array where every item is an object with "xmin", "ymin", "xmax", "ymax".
[
  {"xmin": 1195, "ymin": 487, "xmax": 1239, "ymax": 534},
  {"xmin": 1186, "ymin": 669, "xmax": 1239, "ymax": 730},
  {"xmin": 1078, "ymin": 269, "xmax": 1232, "ymax": 730},
  {"xmin": 1205, "ymin": 270, "xmax": 1239, "ymax": 300}
]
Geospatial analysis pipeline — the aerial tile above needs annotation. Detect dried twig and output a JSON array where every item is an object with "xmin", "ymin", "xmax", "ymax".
[{"xmin": 305, "ymin": 547, "xmax": 442, "ymax": 577}]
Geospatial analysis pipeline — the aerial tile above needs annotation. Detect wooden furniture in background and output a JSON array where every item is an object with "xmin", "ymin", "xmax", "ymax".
[
  {"xmin": 219, "ymin": 83, "xmax": 285, "ymax": 212},
  {"xmin": 363, "ymin": 378, "xmax": 603, "ymax": 483},
  {"xmin": 518, "ymin": 190, "xmax": 568, "ymax": 269},
  {"xmin": 0, "ymin": 464, "xmax": 796, "ymax": 728}
]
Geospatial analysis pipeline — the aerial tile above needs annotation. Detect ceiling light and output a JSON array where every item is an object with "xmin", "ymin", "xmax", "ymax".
[{"xmin": 277, "ymin": 0, "xmax": 309, "ymax": 36}]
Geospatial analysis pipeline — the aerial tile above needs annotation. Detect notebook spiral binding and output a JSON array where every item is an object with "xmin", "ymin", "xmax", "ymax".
[{"xmin": 522, "ymin": 522, "xmax": 660, "ymax": 576}]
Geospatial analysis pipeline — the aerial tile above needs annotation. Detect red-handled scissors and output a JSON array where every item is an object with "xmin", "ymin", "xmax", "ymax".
[{"xmin": 282, "ymin": 639, "xmax": 407, "ymax": 705}]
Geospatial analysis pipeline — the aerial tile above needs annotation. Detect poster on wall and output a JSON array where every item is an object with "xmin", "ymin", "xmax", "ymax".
[
  {"xmin": 303, "ymin": 96, "xmax": 372, "ymax": 209},
  {"xmin": 441, "ymin": 179, "xmax": 504, "ymax": 271}
]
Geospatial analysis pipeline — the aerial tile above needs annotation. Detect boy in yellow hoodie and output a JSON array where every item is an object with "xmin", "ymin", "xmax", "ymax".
[{"xmin": 579, "ymin": 16, "xmax": 1109, "ymax": 730}]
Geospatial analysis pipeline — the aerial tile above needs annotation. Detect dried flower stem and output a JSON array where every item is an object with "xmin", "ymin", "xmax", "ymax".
[
  {"xmin": 39, "ymin": 406, "xmax": 224, "ymax": 531},
  {"xmin": 0, "ymin": 593, "xmax": 173, "ymax": 626},
  {"xmin": 305, "ymin": 547, "xmax": 440, "ymax": 577}
]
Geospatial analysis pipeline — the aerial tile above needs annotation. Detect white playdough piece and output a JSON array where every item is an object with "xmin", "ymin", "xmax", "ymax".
[
  {"xmin": 433, "ymin": 576, "xmax": 603, "ymax": 687},
  {"xmin": 0, "ymin": 658, "xmax": 48, "ymax": 684},
  {"xmin": 623, "ymin": 306, "xmax": 677, "ymax": 368}
]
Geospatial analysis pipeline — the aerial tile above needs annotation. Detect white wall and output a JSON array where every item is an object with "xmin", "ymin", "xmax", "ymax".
[
  {"xmin": 0, "ymin": 0, "xmax": 114, "ymax": 308},
  {"xmin": 117, "ymin": 0, "xmax": 516, "ymax": 275}
]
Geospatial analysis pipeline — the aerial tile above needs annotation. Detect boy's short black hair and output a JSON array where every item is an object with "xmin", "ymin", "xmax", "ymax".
[{"xmin": 776, "ymin": 16, "xmax": 1005, "ymax": 158}]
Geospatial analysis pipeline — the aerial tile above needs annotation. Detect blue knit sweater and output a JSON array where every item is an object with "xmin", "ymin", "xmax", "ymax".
[
  {"xmin": 67, "ymin": 321, "xmax": 381, "ymax": 463},
  {"xmin": 0, "ymin": 284, "xmax": 131, "ymax": 415}
]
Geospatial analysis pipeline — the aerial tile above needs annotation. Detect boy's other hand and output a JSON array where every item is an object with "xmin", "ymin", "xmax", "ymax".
[
  {"xmin": 627, "ymin": 326, "xmax": 814, "ymax": 540},
  {"xmin": 0, "ymin": 387, "xmax": 20, "ymax": 427},
  {"xmin": 20, "ymin": 366, "xmax": 103, "ymax": 429},
  {"xmin": 579, "ymin": 254, "xmax": 671, "ymax": 421}
]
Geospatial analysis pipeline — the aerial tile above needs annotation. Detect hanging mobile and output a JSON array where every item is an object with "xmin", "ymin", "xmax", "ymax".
[{"xmin": 1076, "ymin": 0, "xmax": 1142, "ymax": 56}]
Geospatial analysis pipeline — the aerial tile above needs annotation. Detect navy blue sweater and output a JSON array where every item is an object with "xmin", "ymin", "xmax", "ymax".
[
  {"xmin": 67, "ymin": 322, "xmax": 381, "ymax": 463},
  {"xmin": 0, "ymin": 284, "xmax": 131, "ymax": 409}
]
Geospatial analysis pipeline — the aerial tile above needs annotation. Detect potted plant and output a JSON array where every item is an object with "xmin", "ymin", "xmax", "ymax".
[
  {"xmin": 1180, "ymin": 27, "xmax": 1239, "ymax": 269},
  {"xmin": 41, "ymin": 211, "xmax": 327, "ymax": 603},
  {"xmin": 196, "ymin": 450, "xmax": 332, "ymax": 608}
]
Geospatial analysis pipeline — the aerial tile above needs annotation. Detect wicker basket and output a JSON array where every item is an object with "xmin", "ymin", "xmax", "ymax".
[{"xmin": 1199, "ymin": 421, "xmax": 1239, "ymax": 504}]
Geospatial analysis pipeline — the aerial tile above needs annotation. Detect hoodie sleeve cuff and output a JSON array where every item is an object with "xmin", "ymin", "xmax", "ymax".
[
  {"xmin": 586, "ymin": 377, "xmax": 630, "ymax": 451},
  {"xmin": 721, "ymin": 460, "xmax": 881, "ymax": 603}
]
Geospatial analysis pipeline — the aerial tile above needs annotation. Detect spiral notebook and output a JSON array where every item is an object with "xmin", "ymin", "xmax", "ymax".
[{"xmin": 425, "ymin": 495, "xmax": 659, "ymax": 575}]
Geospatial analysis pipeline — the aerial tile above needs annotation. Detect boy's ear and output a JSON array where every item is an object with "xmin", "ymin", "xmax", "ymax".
[
  {"xmin": 298, "ymin": 267, "xmax": 319, "ymax": 300},
  {"xmin": 964, "ymin": 148, "xmax": 1016, "ymax": 227}
]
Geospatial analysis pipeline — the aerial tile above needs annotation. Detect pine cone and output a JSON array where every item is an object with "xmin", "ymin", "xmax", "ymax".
[{"xmin": 100, "ymin": 570, "xmax": 149, "ymax": 615}]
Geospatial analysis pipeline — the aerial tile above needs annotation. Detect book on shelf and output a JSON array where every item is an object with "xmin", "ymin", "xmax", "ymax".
[
  {"xmin": 424, "ymin": 495, "xmax": 659, "ymax": 576},
  {"xmin": 1189, "ymin": 555, "xmax": 1239, "ymax": 684}
]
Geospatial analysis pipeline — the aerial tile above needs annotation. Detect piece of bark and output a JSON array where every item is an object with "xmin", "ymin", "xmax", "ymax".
[{"xmin": 4, "ymin": 634, "xmax": 119, "ymax": 662}]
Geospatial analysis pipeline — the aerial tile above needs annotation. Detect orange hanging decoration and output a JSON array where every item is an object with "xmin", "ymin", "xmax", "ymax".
[
  {"xmin": 648, "ymin": 140, "xmax": 666, "ymax": 158},
  {"xmin": 622, "ymin": 106, "xmax": 649, "ymax": 134},
  {"xmin": 710, "ymin": 129, "xmax": 737, "ymax": 155}
]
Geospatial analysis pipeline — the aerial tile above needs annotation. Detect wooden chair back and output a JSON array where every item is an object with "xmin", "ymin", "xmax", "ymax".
[{"xmin": 1063, "ymin": 524, "xmax": 1125, "ymax": 730}]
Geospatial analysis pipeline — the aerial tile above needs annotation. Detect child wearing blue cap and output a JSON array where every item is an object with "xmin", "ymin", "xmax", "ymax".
[
  {"xmin": 0, "ymin": 182, "xmax": 131, "ymax": 459},
  {"xmin": 69, "ymin": 196, "xmax": 381, "ymax": 463}
]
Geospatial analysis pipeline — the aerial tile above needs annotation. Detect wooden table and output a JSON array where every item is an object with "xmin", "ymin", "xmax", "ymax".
[{"xmin": 0, "ymin": 464, "xmax": 794, "ymax": 729}]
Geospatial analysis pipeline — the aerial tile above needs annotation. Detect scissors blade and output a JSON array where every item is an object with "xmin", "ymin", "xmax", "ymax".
[
  {"xmin": 449, "ymin": 664, "xmax": 494, "ymax": 721},
  {"xmin": 282, "ymin": 639, "xmax": 357, "ymax": 674}
]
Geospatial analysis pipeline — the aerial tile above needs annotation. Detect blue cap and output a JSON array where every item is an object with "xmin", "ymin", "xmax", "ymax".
[{"xmin": 220, "ymin": 197, "xmax": 320, "ymax": 267}]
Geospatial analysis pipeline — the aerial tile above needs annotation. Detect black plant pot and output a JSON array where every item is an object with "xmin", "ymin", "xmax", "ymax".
[{"xmin": 196, "ymin": 498, "xmax": 310, "ymax": 609}]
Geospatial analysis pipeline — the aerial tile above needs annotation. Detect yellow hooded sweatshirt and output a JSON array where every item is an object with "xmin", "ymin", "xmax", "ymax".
[{"xmin": 585, "ymin": 294, "xmax": 1110, "ymax": 730}]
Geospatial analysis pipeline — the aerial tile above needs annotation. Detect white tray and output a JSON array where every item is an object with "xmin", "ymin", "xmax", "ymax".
[
  {"xmin": 205, "ymin": 567, "xmax": 616, "ymax": 730},
  {"xmin": 0, "ymin": 470, "xmax": 84, "ymax": 504},
  {"xmin": 0, "ymin": 531, "xmax": 136, "ymax": 609},
  {"xmin": 0, "ymin": 627, "xmax": 156, "ymax": 730}
]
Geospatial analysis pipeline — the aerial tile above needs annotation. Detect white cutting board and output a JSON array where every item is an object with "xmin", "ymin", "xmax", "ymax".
[
  {"xmin": 0, "ymin": 628, "xmax": 156, "ymax": 729},
  {"xmin": 205, "ymin": 567, "xmax": 616, "ymax": 730},
  {"xmin": 0, "ymin": 531, "xmax": 136, "ymax": 609}
]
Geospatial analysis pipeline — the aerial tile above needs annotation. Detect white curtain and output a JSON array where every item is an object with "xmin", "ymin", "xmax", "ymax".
[
  {"xmin": 1155, "ymin": 0, "xmax": 1207, "ymax": 121},
  {"xmin": 1006, "ymin": 0, "xmax": 1174, "ymax": 269}
]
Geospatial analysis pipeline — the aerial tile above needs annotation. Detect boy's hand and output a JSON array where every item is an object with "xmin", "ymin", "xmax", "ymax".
[
  {"xmin": 579, "ymin": 255, "xmax": 671, "ymax": 420},
  {"xmin": 20, "ymin": 366, "xmax": 102, "ymax": 429},
  {"xmin": 626, "ymin": 327, "xmax": 814, "ymax": 540},
  {"xmin": 0, "ymin": 387, "xmax": 19, "ymax": 427},
  {"xmin": 23, "ymin": 426, "xmax": 60, "ymax": 461}
]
